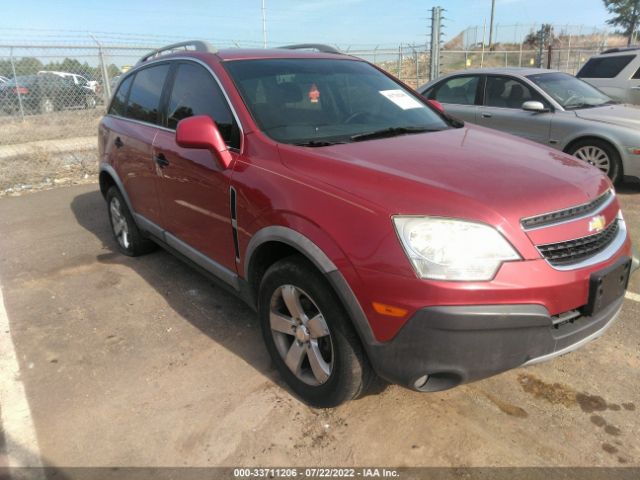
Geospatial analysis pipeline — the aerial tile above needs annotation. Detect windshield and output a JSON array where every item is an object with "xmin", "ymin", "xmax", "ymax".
[
  {"xmin": 527, "ymin": 72, "xmax": 612, "ymax": 109},
  {"xmin": 224, "ymin": 58, "xmax": 449, "ymax": 145}
]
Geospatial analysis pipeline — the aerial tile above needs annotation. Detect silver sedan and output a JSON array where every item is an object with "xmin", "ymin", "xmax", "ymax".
[{"xmin": 419, "ymin": 68, "xmax": 640, "ymax": 184}]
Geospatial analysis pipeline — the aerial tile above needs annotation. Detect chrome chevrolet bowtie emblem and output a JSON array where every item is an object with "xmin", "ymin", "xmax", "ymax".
[{"xmin": 588, "ymin": 215, "xmax": 606, "ymax": 233}]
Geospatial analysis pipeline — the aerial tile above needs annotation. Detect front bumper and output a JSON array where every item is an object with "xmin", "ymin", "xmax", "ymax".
[
  {"xmin": 621, "ymin": 148, "xmax": 640, "ymax": 180},
  {"xmin": 367, "ymin": 295, "xmax": 625, "ymax": 391}
]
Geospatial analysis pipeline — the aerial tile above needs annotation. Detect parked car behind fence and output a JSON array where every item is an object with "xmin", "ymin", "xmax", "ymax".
[{"xmin": 0, "ymin": 72, "xmax": 98, "ymax": 115}]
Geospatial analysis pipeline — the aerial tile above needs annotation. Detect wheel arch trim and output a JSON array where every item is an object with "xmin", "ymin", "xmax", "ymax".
[
  {"xmin": 99, "ymin": 164, "xmax": 134, "ymax": 214},
  {"xmin": 244, "ymin": 226, "xmax": 338, "ymax": 279},
  {"xmin": 244, "ymin": 226, "xmax": 378, "ymax": 346},
  {"xmin": 561, "ymin": 133, "xmax": 623, "ymax": 160}
]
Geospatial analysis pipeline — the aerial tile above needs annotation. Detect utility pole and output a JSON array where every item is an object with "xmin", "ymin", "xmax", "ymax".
[
  {"xmin": 488, "ymin": 0, "xmax": 496, "ymax": 49},
  {"xmin": 262, "ymin": 0, "xmax": 267, "ymax": 48},
  {"xmin": 429, "ymin": 6, "xmax": 444, "ymax": 81},
  {"xmin": 90, "ymin": 33, "xmax": 112, "ymax": 103}
]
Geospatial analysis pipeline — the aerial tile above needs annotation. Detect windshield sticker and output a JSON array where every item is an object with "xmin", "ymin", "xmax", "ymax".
[
  {"xmin": 379, "ymin": 89, "xmax": 423, "ymax": 110},
  {"xmin": 308, "ymin": 83, "xmax": 320, "ymax": 103}
]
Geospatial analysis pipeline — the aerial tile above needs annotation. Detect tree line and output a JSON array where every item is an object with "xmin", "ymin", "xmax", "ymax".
[
  {"xmin": 605, "ymin": 0, "xmax": 640, "ymax": 46},
  {"xmin": 0, "ymin": 57, "xmax": 121, "ymax": 81}
]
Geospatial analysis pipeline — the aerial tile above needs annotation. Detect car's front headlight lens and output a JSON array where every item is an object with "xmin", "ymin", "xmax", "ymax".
[{"xmin": 393, "ymin": 216, "xmax": 521, "ymax": 281}]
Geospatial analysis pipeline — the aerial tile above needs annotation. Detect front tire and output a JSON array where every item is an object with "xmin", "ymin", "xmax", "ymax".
[
  {"xmin": 568, "ymin": 139, "xmax": 622, "ymax": 184},
  {"xmin": 106, "ymin": 186, "xmax": 155, "ymax": 256},
  {"xmin": 85, "ymin": 95, "xmax": 97, "ymax": 109},
  {"xmin": 259, "ymin": 255, "xmax": 373, "ymax": 407}
]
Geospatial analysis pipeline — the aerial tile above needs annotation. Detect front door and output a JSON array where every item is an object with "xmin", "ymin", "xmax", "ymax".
[
  {"xmin": 154, "ymin": 61, "xmax": 242, "ymax": 273},
  {"xmin": 477, "ymin": 75, "xmax": 552, "ymax": 145}
]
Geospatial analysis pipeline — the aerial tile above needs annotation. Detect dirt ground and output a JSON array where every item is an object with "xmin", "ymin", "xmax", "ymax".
[
  {"xmin": 0, "ymin": 110, "xmax": 103, "ymax": 145},
  {"xmin": 0, "ymin": 183, "xmax": 639, "ymax": 471},
  {"xmin": 0, "ymin": 109, "xmax": 101, "ymax": 195}
]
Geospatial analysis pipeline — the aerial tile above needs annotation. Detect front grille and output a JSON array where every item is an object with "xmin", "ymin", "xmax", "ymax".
[
  {"xmin": 521, "ymin": 190, "xmax": 613, "ymax": 230},
  {"xmin": 537, "ymin": 219, "xmax": 619, "ymax": 266}
]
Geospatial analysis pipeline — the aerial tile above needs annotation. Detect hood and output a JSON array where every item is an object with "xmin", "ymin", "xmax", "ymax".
[
  {"xmin": 278, "ymin": 125, "xmax": 609, "ymax": 226},
  {"xmin": 573, "ymin": 103, "xmax": 640, "ymax": 129}
]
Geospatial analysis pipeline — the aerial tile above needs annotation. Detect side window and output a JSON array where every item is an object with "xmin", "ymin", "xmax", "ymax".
[
  {"xmin": 109, "ymin": 75, "xmax": 133, "ymax": 117},
  {"xmin": 429, "ymin": 76, "xmax": 479, "ymax": 105},
  {"xmin": 632, "ymin": 65, "xmax": 640, "ymax": 79},
  {"xmin": 167, "ymin": 62, "xmax": 239, "ymax": 148},
  {"xmin": 485, "ymin": 76, "xmax": 544, "ymax": 109},
  {"xmin": 577, "ymin": 55, "xmax": 635, "ymax": 79},
  {"xmin": 127, "ymin": 64, "xmax": 170, "ymax": 125}
]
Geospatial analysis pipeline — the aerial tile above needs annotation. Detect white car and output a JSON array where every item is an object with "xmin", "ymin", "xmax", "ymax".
[
  {"xmin": 37, "ymin": 71, "xmax": 99, "ymax": 92},
  {"xmin": 577, "ymin": 47, "xmax": 640, "ymax": 104}
]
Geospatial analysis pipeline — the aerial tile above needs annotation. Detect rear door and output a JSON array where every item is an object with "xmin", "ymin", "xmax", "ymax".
[
  {"xmin": 422, "ymin": 75, "xmax": 480, "ymax": 122},
  {"xmin": 112, "ymin": 63, "xmax": 170, "ymax": 226},
  {"xmin": 153, "ymin": 61, "xmax": 241, "ymax": 273},
  {"xmin": 476, "ymin": 75, "xmax": 552, "ymax": 144}
]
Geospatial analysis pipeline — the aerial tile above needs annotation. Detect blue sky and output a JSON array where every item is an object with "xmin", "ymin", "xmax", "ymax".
[{"xmin": 1, "ymin": 0, "xmax": 611, "ymax": 47}]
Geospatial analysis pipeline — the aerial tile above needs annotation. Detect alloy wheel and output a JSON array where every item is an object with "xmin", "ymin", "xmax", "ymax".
[
  {"xmin": 109, "ymin": 197, "xmax": 131, "ymax": 250},
  {"xmin": 269, "ymin": 284, "xmax": 333, "ymax": 386},
  {"xmin": 573, "ymin": 145, "xmax": 611, "ymax": 174}
]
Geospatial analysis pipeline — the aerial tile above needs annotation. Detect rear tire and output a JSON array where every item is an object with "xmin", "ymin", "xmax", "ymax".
[
  {"xmin": 568, "ymin": 138, "xmax": 622, "ymax": 184},
  {"xmin": 258, "ymin": 255, "xmax": 373, "ymax": 407},
  {"xmin": 40, "ymin": 97, "xmax": 54, "ymax": 114},
  {"xmin": 106, "ymin": 186, "xmax": 156, "ymax": 257}
]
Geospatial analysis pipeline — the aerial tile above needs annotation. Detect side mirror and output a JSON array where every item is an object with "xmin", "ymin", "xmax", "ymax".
[
  {"xmin": 522, "ymin": 100, "xmax": 547, "ymax": 113},
  {"xmin": 175, "ymin": 115, "xmax": 233, "ymax": 168},
  {"xmin": 427, "ymin": 98, "xmax": 445, "ymax": 113}
]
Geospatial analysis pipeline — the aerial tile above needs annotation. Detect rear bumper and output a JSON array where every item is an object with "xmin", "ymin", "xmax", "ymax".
[{"xmin": 367, "ymin": 295, "xmax": 625, "ymax": 391}]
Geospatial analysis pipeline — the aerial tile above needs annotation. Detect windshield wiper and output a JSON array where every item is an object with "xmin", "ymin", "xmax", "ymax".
[
  {"xmin": 350, "ymin": 126, "xmax": 437, "ymax": 142},
  {"xmin": 293, "ymin": 140, "xmax": 347, "ymax": 147},
  {"xmin": 565, "ymin": 102, "xmax": 604, "ymax": 110}
]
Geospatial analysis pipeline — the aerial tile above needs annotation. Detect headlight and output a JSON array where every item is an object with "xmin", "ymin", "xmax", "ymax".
[{"xmin": 393, "ymin": 216, "xmax": 521, "ymax": 281}]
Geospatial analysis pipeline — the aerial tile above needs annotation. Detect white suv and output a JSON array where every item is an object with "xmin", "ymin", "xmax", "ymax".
[
  {"xmin": 577, "ymin": 47, "xmax": 640, "ymax": 104},
  {"xmin": 37, "ymin": 71, "xmax": 99, "ymax": 92}
]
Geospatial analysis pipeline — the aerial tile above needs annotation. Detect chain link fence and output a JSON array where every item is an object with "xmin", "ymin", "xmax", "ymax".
[
  {"xmin": 0, "ymin": 43, "xmax": 151, "ymax": 194},
  {"xmin": 0, "ymin": 26, "xmax": 615, "ymax": 195}
]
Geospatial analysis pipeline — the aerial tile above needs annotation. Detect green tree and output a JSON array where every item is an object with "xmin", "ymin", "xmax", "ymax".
[{"xmin": 603, "ymin": 0, "xmax": 640, "ymax": 46}]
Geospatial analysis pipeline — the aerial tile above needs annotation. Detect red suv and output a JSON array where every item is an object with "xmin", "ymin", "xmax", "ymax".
[{"xmin": 99, "ymin": 41, "xmax": 638, "ymax": 407}]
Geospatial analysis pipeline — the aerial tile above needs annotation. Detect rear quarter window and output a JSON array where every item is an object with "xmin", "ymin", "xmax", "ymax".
[
  {"xmin": 577, "ymin": 55, "xmax": 635, "ymax": 78},
  {"xmin": 126, "ymin": 64, "xmax": 170, "ymax": 124},
  {"xmin": 109, "ymin": 75, "xmax": 133, "ymax": 117}
]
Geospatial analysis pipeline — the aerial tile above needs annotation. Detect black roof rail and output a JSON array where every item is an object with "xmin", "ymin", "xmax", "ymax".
[
  {"xmin": 278, "ymin": 43, "xmax": 341, "ymax": 54},
  {"xmin": 137, "ymin": 40, "xmax": 217, "ymax": 65},
  {"xmin": 601, "ymin": 46, "xmax": 640, "ymax": 54}
]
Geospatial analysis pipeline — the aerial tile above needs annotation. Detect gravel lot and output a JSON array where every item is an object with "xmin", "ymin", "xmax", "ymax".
[{"xmin": 0, "ymin": 183, "xmax": 638, "ymax": 474}]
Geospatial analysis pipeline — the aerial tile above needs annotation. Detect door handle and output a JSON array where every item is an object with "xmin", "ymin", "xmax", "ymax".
[
  {"xmin": 481, "ymin": 112, "xmax": 492, "ymax": 118},
  {"xmin": 114, "ymin": 136, "xmax": 124, "ymax": 148},
  {"xmin": 154, "ymin": 153, "xmax": 170, "ymax": 168}
]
